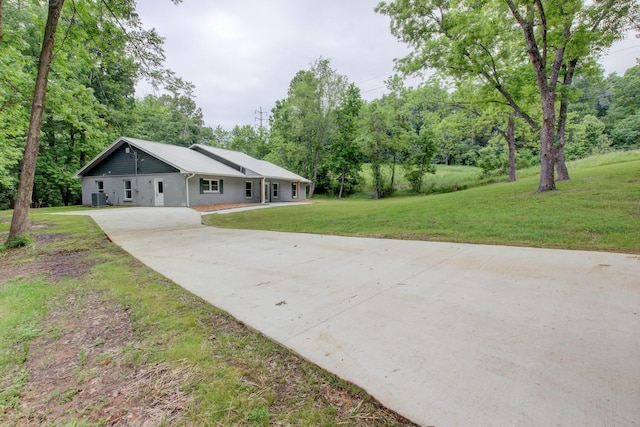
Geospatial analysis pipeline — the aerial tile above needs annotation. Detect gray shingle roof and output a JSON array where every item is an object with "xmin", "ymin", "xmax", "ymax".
[
  {"xmin": 76, "ymin": 137, "xmax": 311, "ymax": 183},
  {"xmin": 76, "ymin": 137, "xmax": 245, "ymax": 178},
  {"xmin": 191, "ymin": 144, "xmax": 311, "ymax": 183}
]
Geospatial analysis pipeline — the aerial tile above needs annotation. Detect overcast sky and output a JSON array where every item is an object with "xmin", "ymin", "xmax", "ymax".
[{"xmin": 135, "ymin": 0, "xmax": 640, "ymax": 130}]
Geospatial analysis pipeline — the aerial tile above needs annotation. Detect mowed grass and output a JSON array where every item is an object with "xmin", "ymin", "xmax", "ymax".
[
  {"xmin": 0, "ymin": 210, "xmax": 413, "ymax": 426},
  {"xmin": 205, "ymin": 150, "xmax": 640, "ymax": 254}
]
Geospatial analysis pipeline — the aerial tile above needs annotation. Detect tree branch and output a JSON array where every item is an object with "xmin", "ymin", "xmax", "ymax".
[{"xmin": 534, "ymin": 0, "xmax": 547, "ymax": 65}]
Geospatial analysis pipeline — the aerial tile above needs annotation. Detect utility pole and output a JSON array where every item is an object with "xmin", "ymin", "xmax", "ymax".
[{"xmin": 255, "ymin": 106, "xmax": 267, "ymax": 130}]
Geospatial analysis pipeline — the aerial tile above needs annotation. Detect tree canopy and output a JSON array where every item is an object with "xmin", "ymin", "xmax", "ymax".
[{"xmin": 376, "ymin": 0, "xmax": 639, "ymax": 192}]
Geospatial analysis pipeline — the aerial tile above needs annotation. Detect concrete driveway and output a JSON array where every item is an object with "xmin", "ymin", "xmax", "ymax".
[{"xmin": 78, "ymin": 207, "xmax": 640, "ymax": 426}]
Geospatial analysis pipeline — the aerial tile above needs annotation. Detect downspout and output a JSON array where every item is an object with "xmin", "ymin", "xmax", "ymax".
[{"xmin": 185, "ymin": 173, "xmax": 195, "ymax": 207}]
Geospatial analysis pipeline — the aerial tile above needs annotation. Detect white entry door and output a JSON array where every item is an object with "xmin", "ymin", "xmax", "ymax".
[
  {"xmin": 264, "ymin": 181, "xmax": 270, "ymax": 203},
  {"xmin": 154, "ymin": 178, "xmax": 165, "ymax": 206}
]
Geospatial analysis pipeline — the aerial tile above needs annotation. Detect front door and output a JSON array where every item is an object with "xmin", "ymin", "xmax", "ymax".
[
  {"xmin": 264, "ymin": 181, "xmax": 271, "ymax": 203},
  {"xmin": 154, "ymin": 178, "xmax": 164, "ymax": 206}
]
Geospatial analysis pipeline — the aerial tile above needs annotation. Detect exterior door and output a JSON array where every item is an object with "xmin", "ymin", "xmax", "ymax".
[
  {"xmin": 154, "ymin": 178, "xmax": 165, "ymax": 206},
  {"xmin": 264, "ymin": 181, "xmax": 271, "ymax": 203}
]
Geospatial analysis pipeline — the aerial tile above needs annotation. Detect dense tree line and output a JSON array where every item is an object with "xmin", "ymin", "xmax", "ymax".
[
  {"xmin": 247, "ymin": 59, "xmax": 639, "ymax": 198},
  {"xmin": 0, "ymin": 0, "xmax": 208, "ymax": 211},
  {"xmin": 1, "ymin": 0, "xmax": 639, "ymax": 218}
]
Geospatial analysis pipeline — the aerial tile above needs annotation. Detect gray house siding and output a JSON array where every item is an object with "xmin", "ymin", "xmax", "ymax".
[
  {"xmin": 264, "ymin": 180, "xmax": 307, "ymax": 202},
  {"xmin": 82, "ymin": 173, "xmax": 186, "ymax": 207},
  {"xmin": 187, "ymin": 176, "xmax": 262, "ymax": 205},
  {"xmin": 77, "ymin": 138, "xmax": 310, "ymax": 207},
  {"xmin": 83, "ymin": 145, "xmax": 179, "ymax": 176}
]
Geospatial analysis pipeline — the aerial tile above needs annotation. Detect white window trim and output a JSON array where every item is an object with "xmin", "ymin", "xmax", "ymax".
[
  {"xmin": 124, "ymin": 180, "xmax": 133, "ymax": 201},
  {"xmin": 96, "ymin": 180, "xmax": 104, "ymax": 193},
  {"xmin": 291, "ymin": 182, "xmax": 297, "ymax": 198},
  {"xmin": 203, "ymin": 178, "xmax": 220, "ymax": 193},
  {"xmin": 272, "ymin": 182, "xmax": 279, "ymax": 199},
  {"xmin": 245, "ymin": 181, "xmax": 253, "ymax": 199}
]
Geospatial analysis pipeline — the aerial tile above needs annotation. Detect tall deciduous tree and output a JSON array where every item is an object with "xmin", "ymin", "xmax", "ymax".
[
  {"xmin": 331, "ymin": 83, "xmax": 364, "ymax": 198},
  {"xmin": 377, "ymin": 0, "xmax": 639, "ymax": 192},
  {"xmin": 358, "ymin": 99, "xmax": 394, "ymax": 199},
  {"xmin": 8, "ymin": 0, "xmax": 64, "ymax": 241},
  {"xmin": 6, "ymin": 0, "xmax": 183, "ymax": 242},
  {"xmin": 269, "ymin": 57, "xmax": 348, "ymax": 197}
]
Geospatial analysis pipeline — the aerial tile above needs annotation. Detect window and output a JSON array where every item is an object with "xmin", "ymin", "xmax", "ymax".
[
  {"xmin": 245, "ymin": 181, "xmax": 253, "ymax": 198},
  {"xmin": 200, "ymin": 178, "xmax": 223, "ymax": 194},
  {"xmin": 124, "ymin": 180, "xmax": 132, "ymax": 201},
  {"xmin": 96, "ymin": 181, "xmax": 104, "ymax": 193},
  {"xmin": 202, "ymin": 179, "xmax": 219, "ymax": 193},
  {"xmin": 272, "ymin": 183, "xmax": 279, "ymax": 198},
  {"xmin": 291, "ymin": 183, "xmax": 297, "ymax": 199}
]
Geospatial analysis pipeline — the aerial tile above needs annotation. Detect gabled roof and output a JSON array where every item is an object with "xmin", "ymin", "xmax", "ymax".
[
  {"xmin": 191, "ymin": 144, "xmax": 311, "ymax": 183},
  {"xmin": 75, "ymin": 137, "xmax": 312, "ymax": 183},
  {"xmin": 75, "ymin": 137, "xmax": 246, "ymax": 178}
]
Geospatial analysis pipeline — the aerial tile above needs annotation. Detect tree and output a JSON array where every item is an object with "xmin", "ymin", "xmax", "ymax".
[
  {"xmin": 330, "ymin": 83, "xmax": 364, "ymax": 198},
  {"xmin": 607, "ymin": 65, "xmax": 640, "ymax": 148},
  {"xmin": 376, "ymin": 0, "xmax": 639, "ymax": 192},
  {"xmin": 226, "ymin": 124, "xmax": 269, "ymax": 159},
  {"xmin": 8, "ymin": 0, "xmax": 65, "ymax": 241},
  {"xmin": 358, "ymin": 80, "xmax": 424, "ymax": 199},
  {"xmin": 268, "ymin": 57, "xmax": 348, "ymax": 197},
  {"xmin": 129, "ymin": 93, "xmax": 214, "ymax": 147},
  {"xmin": 358, "ymin": 99, "xmax": 394, "ymax": 199},
  {"xmin": 6, "ymin": 0, "xmax": 182, "ymax": 243},
  {"xmin": 400, "ymin": 82, "xmax": 443, "ymax": 191}
]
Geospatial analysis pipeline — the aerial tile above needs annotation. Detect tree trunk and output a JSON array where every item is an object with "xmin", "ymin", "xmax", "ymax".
[
  {"xmin": 507, "ymin": 113, "xmax": 516, "ymax": 182},
  {"xmin": 555, "ymin": 59, "xmax": 577, "ymax": 181},
  {"xmin": 389, "ymin": 155, "xmax": 396, "ymax": 193},
  {"xmin": 308, "ymin": 147, "xmax": 321, "ymax": 198},
  {"xmin": 538, "ymin": 94, "xmax": 557, "ymax": 192},
  {"xmin": 7, "ymin": 0, "xmax": 65, "ymax": 242},
  {"xmin": 554, "ymin": 140, "xmax": 569, "ymax": 181},
  {"xmin": 506, "ymin": 0, "xmax": 563, "ymax": 192},
  {"xmin": 372, "ymin": 162, "xmax": 382, "ymax": 200},
  {"xmin": 338, "ymin": 169, "xmax": 346, "ymax": 198}
]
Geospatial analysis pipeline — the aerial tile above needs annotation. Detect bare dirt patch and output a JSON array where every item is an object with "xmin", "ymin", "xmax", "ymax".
[
  {"xmin": 12, "ymin": 290, "xmax": 193, "ymax": 426},
  {"xmin": 0, "ymin": 240, "xmax": 95, "ymax": 282}
]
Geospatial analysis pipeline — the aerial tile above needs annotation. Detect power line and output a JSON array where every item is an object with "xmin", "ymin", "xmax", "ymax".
[{"xmin": 606, "ymin": 44, "xmax": 640, "ymax": 55}]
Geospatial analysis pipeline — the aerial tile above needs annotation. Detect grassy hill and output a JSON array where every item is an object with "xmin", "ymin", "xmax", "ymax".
[{"xmin": 205, "ymin": 150, "xmax": 640, "ymax": 254}]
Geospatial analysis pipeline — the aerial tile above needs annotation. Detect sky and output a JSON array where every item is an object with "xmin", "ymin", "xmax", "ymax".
[{"xmin": 135, "ymin": 0, "xmax": 640, "ymax": 130}]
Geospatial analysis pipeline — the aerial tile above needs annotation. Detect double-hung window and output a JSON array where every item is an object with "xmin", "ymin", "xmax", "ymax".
[
  {"xmin": 202, "ymin": 179, "xmax": 219, "ymax": 193},
  {"xmin": 96, "ymin": 181, "xmax": 104, "ymax": 193},
  {"xmin": 123, "ymin": 180, "xmax": 133, "ymax": 201},
  {"xmin": 245, "ymin": 181, "xmax": 253, "ymax": 198},
  {"xmin": 291, "ymin": 183, "xmax": 297, "ymax": 199},
  {"xmin": 200, "ymin": 178, "xmax": 223, "ymax": 194},
  {"xmin": 272, "ymin": 183, "xmax": 279, "ymax": 198}
]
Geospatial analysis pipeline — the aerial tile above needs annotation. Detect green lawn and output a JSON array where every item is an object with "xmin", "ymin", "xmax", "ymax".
[
  {"xmin": 205, "ymin": 150, "xmax": 640, "ymax": 254},
  {"xmin": 1, "ymin": 150, "xmax": 638, "ymax": 425},
  {"xmin": 0, "ymin": 210, "xmax": 413, "ymax": 426}
]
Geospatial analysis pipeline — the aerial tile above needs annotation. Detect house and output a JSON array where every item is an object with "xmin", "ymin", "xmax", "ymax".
[{"xmin": 75, "ymin": 137, "xmax": 310, "ymax": 207}]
